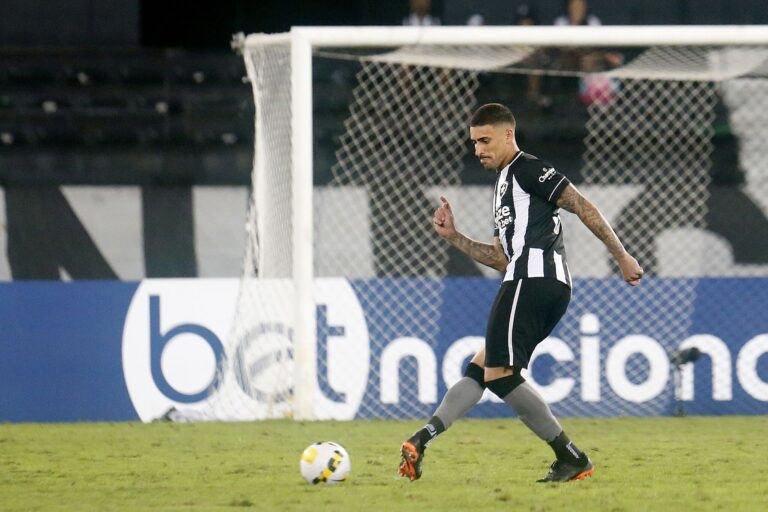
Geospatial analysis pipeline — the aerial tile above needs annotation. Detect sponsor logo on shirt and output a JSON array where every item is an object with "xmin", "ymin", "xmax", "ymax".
[
  {"xmin": 539, "ymin": 167, "xmax": 557, "ymax": 183},
  {"xmin": 495, "ymin": 205, "xmax": 513, "ymax": 230}
]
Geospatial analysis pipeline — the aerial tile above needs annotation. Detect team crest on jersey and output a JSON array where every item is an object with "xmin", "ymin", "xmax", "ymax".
[{"xmin": 499, "ymin": 181, "xmax": 508, "ymax": 196}]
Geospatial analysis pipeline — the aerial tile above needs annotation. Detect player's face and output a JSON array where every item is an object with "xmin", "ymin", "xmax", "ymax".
[{"xmin": 469, "ymin": 124, "xmax": 513, "ymax": 171}]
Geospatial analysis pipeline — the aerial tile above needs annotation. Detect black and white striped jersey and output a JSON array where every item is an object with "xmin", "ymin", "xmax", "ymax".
[{"xmin": 492, "ymin": 151, "xmax": 572, "ymax": 287}]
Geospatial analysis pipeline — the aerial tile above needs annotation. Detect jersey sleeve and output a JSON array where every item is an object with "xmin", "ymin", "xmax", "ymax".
[{"xmin": 516, "ymin": 161, "xmax": 571, "ymax": 204}]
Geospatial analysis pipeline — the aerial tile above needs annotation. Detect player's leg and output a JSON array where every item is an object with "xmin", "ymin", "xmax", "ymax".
[
  {"xmin": 485, "ymin": 366, "xmax": 593, "ymax": 482},
  {"xmin": 398, "ymin": 349, "xmax": 486, "ymax": 481},
  {"xmin": 484, "ymin": 278, "xmax": 593, "ymax": 482}
]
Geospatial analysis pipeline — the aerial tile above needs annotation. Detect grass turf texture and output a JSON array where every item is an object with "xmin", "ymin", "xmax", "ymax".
[{"xmin": 1, "ymin": 417, "xmax": 766, "ymax": 511}]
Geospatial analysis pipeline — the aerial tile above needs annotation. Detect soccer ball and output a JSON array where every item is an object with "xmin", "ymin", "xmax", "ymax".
[{"xmin": 299, "ymin": 441, "xmax": 351, "ymax": 485}]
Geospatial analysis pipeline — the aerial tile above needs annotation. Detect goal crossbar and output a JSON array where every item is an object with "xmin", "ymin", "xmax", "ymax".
[{"xmin": 243, "ymin": 25, "xmax": 768, "ymax": 49}]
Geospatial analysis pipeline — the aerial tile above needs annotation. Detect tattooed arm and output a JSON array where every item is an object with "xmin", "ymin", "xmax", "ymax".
[
  {"xmin": 556, "ymin": 184, "xmax": 644, "ymax": 286},
  {"xmin": 446, "ymin": 234, "xmax": 507, "ymax": 273},
  {"xmin": 432, "ymin": 196, "xmax": 507, "ymax": 272}
]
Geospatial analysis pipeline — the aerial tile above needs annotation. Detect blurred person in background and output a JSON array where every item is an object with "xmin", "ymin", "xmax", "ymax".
[
  {"xmin": 554, "ymin": 0, "xmax": 601, "ymax": 26},
  {"xmin": 515, "ymin": 3, "xmax": 537, "ymax": 26},
  {"xmin": 552, "ymin": 0, "xmax": 623, "ymax": 106},
  {"xmin": 402, "ymin": 0, "xmax": 441, "ymax": 26},
  {"xmin": 466, "ymin": 13, "xmax": 484, "ymax": 26},
  {"xmin": 515, "ymin": 4, "xmax": 553, "ymax": 109},
  {"xmin": 577, "ymin": 51, "xmax": 622, "ymax": 106}
]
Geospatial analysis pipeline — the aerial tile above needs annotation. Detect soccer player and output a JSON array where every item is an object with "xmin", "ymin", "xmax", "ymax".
[{"xmin": 398, "ymin": 103, "xmax": 643, "ymax": 483}]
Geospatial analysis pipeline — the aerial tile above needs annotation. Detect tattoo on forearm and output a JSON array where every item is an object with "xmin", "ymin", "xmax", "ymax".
[
  {"xmin": 450, "ymin": 234, "xmax": 506, "ymax": 271},
  {"xmin": 580, "ymin": 203, "xmax": 625, "ymax": 257},
  {"xmin": 558, "ymin": 185, "xmax": 625, "ymax": 258},
  {"xmin": 556, "ymin": 186, "xmax": 581, "ymax": 215}
]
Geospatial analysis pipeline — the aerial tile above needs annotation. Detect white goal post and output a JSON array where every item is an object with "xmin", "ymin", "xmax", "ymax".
[{"xmin": 227, "ymin": 25, "xmax": 768, "ymax": 422}]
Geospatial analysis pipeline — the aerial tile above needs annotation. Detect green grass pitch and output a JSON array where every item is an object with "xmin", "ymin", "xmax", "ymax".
[{"xmin": 1, "ymin": 417, "xmax": 766, "ymax": 511}]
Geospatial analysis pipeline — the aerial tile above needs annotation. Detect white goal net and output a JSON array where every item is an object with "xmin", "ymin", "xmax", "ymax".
[{"xmin": 200, "ymin": 27, "xmax": 768, "ymax": 422}]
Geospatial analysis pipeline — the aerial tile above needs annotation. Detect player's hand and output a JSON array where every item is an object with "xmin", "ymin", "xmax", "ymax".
[
  {"xmin": 432, "ymin": 196, "xmax": 457, "ymax": 239},
  {"xmin": 618, "ymin": 253, "xmax": 643, "ymax": 286}
]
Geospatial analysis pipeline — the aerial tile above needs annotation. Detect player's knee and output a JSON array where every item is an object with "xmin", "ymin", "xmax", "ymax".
[
  {"xmin": 464, "ymin": 361, "xmax": 486, "ymax": 388},
  {"xmin": 485, "ymin": 371, "xmax": 526, "ymax": 399}
]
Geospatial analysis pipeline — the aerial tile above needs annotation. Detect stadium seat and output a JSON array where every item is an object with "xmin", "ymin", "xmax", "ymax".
[
  {"xmin": 6, "ymin": 66, "xmax": 56, "ymax": 86},
  {"xmin": 119, "ymin": 65, "xmax": 166, "ymax": 85},
  {"xmin": 0, "ymin": 48, "xmax": 252, "ymax": 158}
]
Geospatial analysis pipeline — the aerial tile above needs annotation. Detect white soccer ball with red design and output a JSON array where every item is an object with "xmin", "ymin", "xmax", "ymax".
[{"xmin": 299, "ymin": 441, "xmax": 351, "ymax": 485}]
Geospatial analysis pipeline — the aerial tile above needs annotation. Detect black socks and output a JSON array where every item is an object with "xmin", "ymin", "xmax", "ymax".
[
  {"xmin": 411, "ymin": 416, "xmax": 446, "ymax": 448},
  {"xmin": 548, "ymin": 431, "xmax": 587, "ymax": 466}
]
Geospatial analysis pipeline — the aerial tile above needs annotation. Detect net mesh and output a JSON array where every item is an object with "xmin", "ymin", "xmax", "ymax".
[
  {"xmin": 180, "ymin": 42, "xmax": 297, "ymax": 421},
  {"xmin": 228, "ymin": 41, "xmax": 297, "ymax": 419},
  {"xmin": 320, "ymin": 63, "xmax": 479, "ymax": 418},
  {"xmin": 555, "ymin": 77, "xmax": 717, "ymax": 415},
  {"xmin": 204, "ymin": 39, "xmax": 768, "ymax": 421}
]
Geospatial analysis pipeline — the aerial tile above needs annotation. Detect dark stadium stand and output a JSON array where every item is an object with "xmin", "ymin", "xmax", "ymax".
[{"xmin": 0, "ymin": 48, "xmax": 254, "ymax": 186}]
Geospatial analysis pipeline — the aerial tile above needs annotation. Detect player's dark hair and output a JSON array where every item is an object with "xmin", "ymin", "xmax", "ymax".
[{"xmin": 469, "ymin": 103, "xmax": 516, "ymax": 129}]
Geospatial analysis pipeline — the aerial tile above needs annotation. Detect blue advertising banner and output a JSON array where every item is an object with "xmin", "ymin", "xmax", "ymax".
[
  {"xmin": 0, "ymin": 278, "xmax": 766, "ymax": 422},
  {"xmin": 349, "ymin": 278, "xmax": 768, "ymax": 419},
  {"xmin": 0, "ymin": 282, "xmax": 139, "ymax": 422}
]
